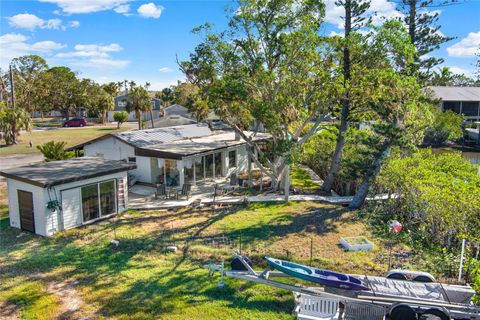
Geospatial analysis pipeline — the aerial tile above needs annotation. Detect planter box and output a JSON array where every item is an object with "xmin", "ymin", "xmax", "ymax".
[{"xmin": 340, "ymin": 236, "xmax": 374, "ymax": 251}]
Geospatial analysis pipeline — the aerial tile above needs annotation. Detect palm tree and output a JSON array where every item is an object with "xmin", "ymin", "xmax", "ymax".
[
  {"xmin": 101, "ymin": 82, "xmax": 119, "ymax": 123},
  {"xmin": 127, "ymin": 86, "xmax": 150, "ymax": 130},
  {"xmin": 144, "ymin": 82, "xmax": 155, "ymax": 128}
]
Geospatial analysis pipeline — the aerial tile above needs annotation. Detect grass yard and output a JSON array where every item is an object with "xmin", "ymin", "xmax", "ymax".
[
  {"xmin": 0, "ymin": 126, "xmax": 128, "ymax": 156},
  {"xmin": 291, "ymin": 166, "xmax": 321, "ymax": 192},
  {"xmin": 0, "ymin": 193, "xmax": 415, "ymax": 319}
]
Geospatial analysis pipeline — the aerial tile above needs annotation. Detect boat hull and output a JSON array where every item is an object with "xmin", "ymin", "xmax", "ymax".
[{"xmin": 266, "ymin": 257, "xmax": 370, "ymax": 291}]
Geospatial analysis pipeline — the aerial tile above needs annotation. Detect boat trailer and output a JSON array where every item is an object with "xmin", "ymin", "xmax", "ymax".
[{"xmin": 205, "ymin": 255, "xmax": 480, "ymax": 320}]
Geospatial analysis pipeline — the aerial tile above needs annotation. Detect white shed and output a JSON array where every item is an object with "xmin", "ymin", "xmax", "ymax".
[{"xmin": 0, "ymin": 157, "xmax": 136, "ymax": 236}]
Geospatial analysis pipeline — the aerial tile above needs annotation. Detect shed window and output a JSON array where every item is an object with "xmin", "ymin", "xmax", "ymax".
[{"xmin": 128, "ymin": 157, "xmax": 136, "ymax": 163}]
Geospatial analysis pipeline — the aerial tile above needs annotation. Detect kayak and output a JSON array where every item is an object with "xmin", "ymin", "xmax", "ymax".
[{"xmin": 266, "ymin": 257, "xmax": 370, "ymax": 291}]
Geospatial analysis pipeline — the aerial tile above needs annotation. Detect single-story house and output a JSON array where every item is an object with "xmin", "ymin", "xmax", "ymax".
[
  {"xmin": 70, "ymin": 124, "xmax": 270, "ymax": 187},
  {"xmin": 0, "ymin": 158, "xmax": 136, "ymax": 236},
  {"xmin": 107, "ymin": 94, "xmax": 162, "ymax": 122},
  {"xmin": 163, "ymin": 104, "xmax": 191, "ymax": 119},
  {"xmin": 428, "ymin": 86, "xmax": 480, "ymax": 121}
]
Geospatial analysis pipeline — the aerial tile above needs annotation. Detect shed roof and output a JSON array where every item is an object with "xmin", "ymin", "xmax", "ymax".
[
  {"xmin": 0, "ymin": 157, "xmax": 136, "ymax": 188},
  {"xmin": 428, "ymin": 86, "xmax": 480, "ymax": 102}
]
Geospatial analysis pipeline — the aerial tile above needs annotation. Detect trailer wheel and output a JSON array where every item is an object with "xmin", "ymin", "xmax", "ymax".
[
  {"xmin": 419, "ymin": 309, "xmax": 449, "ymax": 320},
  {"xmin": 390, "ymin": 305, "xmax": 417, "ymax": 320}
]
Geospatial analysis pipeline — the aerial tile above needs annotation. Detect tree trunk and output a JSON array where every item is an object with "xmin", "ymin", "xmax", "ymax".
[
  {"xmin": 408, "ymin": 0, "xmax": 416, "ymax": 45},
  {"xmin": 150, "ymin": 110, "xmax": 155, "ymax": 128},
  {"xmin": 322, "ymin": 0, "xmax": 352, "ymax": 194},
  {"xmin": 349, "ymin": 144, "xmax": 391, "ymax": 209},
  {"xmin": 284, "ymin": 164, "xmax": 290, "ymax": 202},
  {"xmin": 137, "ymin": 110, "xmax": 141, "ymax": 130}
]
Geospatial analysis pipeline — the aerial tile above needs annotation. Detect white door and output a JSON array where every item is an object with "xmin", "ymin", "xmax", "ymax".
[{"xmin": 61, "ymin": 188, "xmax": 82, "ymax": 230}]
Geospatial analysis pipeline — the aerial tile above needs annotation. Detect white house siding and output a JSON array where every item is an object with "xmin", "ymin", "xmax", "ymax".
[
  {"xmin": 6, "ymin": 179, "xmax": 48, "ymax": 236},
  {"xmin": 164, "ymin": 105, "xmax": 191, "ymax": 118},
  {"xmin": 236, "ymin": 145, "xmax": 249, "ymax": 172},
  {"xmin": 84, "ymin": 136, "xmax": 134, "ymax": 160},
  {"xmin": 6, "ymin": 171, "xmax": 129, "ymax": 236},
  {"xmin": 135, "ymin": 156, "xmax": 153, "ymax": 183}
]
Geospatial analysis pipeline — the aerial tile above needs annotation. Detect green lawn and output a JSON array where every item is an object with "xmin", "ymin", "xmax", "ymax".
[
  {"xmin": 0, "ymin": 195, "xmax": 409, "ymax": 319},
  {"xmin": 0, "ymin": 126, "xmax": 127, "ymax": 156},
  {"xmin": 291, "ymin": 166, "xmax": 321, "ymax": 192}
]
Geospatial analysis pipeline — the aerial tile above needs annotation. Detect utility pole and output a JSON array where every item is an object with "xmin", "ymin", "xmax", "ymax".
[{"xmin": 9, "ymin": 64, "xmax": 15, "ymax": 108}]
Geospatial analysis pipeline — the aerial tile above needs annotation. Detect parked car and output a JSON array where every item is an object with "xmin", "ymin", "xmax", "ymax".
[{"xmin": 63, "ymin": 118, "xmax": 87, "ymax": 127}]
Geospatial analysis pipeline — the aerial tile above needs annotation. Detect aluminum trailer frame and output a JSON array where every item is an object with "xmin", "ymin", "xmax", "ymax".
[{"xmin": 206, "ymin": 256, "xmax": 480, "ymax": 320}]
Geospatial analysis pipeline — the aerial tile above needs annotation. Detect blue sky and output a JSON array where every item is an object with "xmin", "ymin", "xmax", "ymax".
[{"xmin": 1, "ymin": 0, "xmax": 479, "ymax": 90}]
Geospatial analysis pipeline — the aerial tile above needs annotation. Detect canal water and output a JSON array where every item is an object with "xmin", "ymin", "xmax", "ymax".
[{"xmin": 432, "ymin": 148, "xmax": 480, "ymax": 173}]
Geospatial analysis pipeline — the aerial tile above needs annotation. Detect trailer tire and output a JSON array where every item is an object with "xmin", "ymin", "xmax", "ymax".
[
  {"xmin": 420, "ymin": 308, "xmax": 450, "ymax": 320},
  {"xmin": 390, "ymin": 305, "xmax": 417, "ymax": 320}
]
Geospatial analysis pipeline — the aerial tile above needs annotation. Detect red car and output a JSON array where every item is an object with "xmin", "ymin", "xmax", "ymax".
[{"xmin": 63, "ymin": 118, "xmax": 87, "ymax": 127}]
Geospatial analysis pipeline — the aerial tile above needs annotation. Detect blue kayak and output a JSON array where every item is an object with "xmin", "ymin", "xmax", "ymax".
[{"xmin": 266, "ymin": 257, "xmax": 370, "ymax": 291}]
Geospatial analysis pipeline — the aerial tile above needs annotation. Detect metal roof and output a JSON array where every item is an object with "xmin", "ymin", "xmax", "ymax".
[
  {"xmin": 111, "ymin": 123, "xmax": 213, "ymax": 147},
  {"xmin": 0, "ymin": 157, "xmax": 136, "ymax": 188},
  {"xmin": 136, "ymin": 131, "xmax": 271, "ymax": 158},
  {"xmin": 427, "ymin": 86, "xmax": 480, "ymax": 102}
]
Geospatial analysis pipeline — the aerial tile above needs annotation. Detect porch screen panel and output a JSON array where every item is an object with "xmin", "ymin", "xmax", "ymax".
[
  {"xmin": 205, "ymin": 154, "xmax": 214, "ymax": 179},
  {"xmin": 462, "ymin": 102, "xmax": 479, "ymax": 117},
  {"xmin": 184, "ymin": 159, "xmax": 194, "ymax": 184},
  {"xmin": 195, "ymin": 157, "xmax": 204, "ymax": 182},
  {"xmin": 228, "ymin": 150, "xmax": 236, "ymax": 169},
  {"xmin": 81, "ymin": 184, "xmax": 99, "ymax": 222},
  {"xmin": 443, "ymin": 101, "xmax": 461, "ymax": 114},
  {"xmin": 214, "ymin": 152, "xmax": 223, "ymax": 177},
  {"xmin": 165, "ymin": 159, "xmax": 179, "ymax": 186},
  {"xmin": 100, "ymin": 180, "xmax": 116, "ymax": 216}
]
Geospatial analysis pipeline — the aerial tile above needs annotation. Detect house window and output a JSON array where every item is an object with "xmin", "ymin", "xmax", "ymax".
[
  {"xmin": 228, "ymin": 150, "xmax": 237, "ymax": 169},
  {"xmin": 128, "ymin": 157, "xmax": 136, "ymax": 163},
  {"xmin": 118, "ymin": 100, "xmax": 127, "ymax": 107}
]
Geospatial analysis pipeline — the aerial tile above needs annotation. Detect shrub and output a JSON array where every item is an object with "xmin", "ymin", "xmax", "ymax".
[
  {"xmin": 424, "ymin": 110, "xmax": 464, "ymax": 145},
  {"xmin": 113, "ymin": 111, "xmax": 129, "ymax": 128},
  {"xmin": 36, "ymin": 141, "xmax": 72, "ymax": 162}
]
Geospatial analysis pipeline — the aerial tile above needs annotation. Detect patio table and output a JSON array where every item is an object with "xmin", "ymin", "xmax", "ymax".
[{"xmin": 166, "ymin": 186, "xmax": 180, "ymax": 199}]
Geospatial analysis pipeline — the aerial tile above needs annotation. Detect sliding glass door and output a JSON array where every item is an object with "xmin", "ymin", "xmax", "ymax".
[
  {"xmin": 81, "ymin": 184, "xmax": 100, "ymax": 222},
  {"xmin": 81, "ymin": 180, "xmax": 117, "ymax": 223}
]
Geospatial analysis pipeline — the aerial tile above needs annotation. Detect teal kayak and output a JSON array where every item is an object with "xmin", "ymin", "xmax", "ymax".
[{"xmin": 266, "ymin": 257, "xmax": 370, "ymax": 291}]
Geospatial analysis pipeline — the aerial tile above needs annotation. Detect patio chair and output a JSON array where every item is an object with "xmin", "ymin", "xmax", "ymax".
[
  {"xmin": 295, "ymin": 294, "xmax": 339, "ymax": 320},
  {"xmin": 176, "ymin": 184, "xmax": 192, "ymax": 200},
  {"xmin": 344, "ymin": 301, "xmax": 386, "ymax": 320},
  {"xmin": 155, "ymin": 184, "xmax": 166, "ymax": 199}
]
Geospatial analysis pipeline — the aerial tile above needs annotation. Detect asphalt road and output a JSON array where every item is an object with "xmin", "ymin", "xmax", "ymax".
[{"xmin": 0, "ymin": 153, "xmax": 44, "ymax": 171}]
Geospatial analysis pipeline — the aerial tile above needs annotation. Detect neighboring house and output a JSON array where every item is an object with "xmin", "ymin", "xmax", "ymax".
[
  {"xmin": 0, "ymin": 158, "xmax": 136, "ymax": 236},
  {"xmin": 428, "ymin": 86, "xmax": 480, "ymax": 121},
  {"xmin": 163, "ymin": 104, "xmax": 191, "ymax": 118},
  {"xmin": 69, "ymin": 124, "xmax": 270, "ymax": 187},
  {"xmin": 107, "ymin": 94, "xmax": 162, "ymax": 122},
  {"xmin": 154, "ymin": 115, "xmax": 197, "ymax": 128}
]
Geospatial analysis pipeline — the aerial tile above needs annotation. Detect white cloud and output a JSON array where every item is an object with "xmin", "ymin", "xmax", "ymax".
[
  {"xmin": 69, "ymin": 20, "xmax": 80, "ymax": 28},
  {"xmin": 137, "ymin": 3, "xmax": 163, "ymax": 19},
  {"xmin": 448, "ymin": 66, "xmax": 473, "ymax": 77},
  {"xmin": 447, "ymin": 31, "xmax": 480, "ymax": 58},
  {"xmin": 324, "ymin": 0, "xmax": 403, "ymax": 29},
  {"xmin": 56, "ymin": 43, "xmax": 129, "ymax": 69},
  {"xmin": 0, "ymin": 33, "xmax": 65, "ymax": 67},
  {"xmin": 114, "ymin": 4, "xmax": 131, "ymax": 15},
  {"xmin": 39, "ymin": 0, "xmax": 132, "ymax": 14},
  {"xmin": 8, "ymin": 13, "xmax": 44, "ymax": 30},
  {"xmin": 8, "ymin": 13, "xmax": 78, "ymax": 31},
  {"xmin": 159, "ymin": 67, "xmax": 173, "ymax": 73}
]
